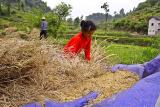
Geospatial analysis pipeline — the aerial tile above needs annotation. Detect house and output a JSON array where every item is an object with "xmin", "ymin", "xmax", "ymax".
[{"xmin": 148, "ymin": 16, "xmax": 160, "ymax": 36}]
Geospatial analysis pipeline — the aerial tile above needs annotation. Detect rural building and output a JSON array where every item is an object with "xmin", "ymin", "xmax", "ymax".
[{"xmin": 148, "ymin": 16, "xmax": 160, "ymax": 36}]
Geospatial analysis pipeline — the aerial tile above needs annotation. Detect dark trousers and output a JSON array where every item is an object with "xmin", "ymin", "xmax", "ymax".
[{"xmin": 40, "ymin": 30, "xmax": 47, "ymax": 40}]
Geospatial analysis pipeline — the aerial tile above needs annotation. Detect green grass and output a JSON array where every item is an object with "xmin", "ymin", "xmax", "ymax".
[
  {"xmin": 48, "ymin": 36, "xmax": 68, "ymax": 45},
  {"xmin": 94, "ymin": 30, "xmax": 132, "ymax": 37},
  {"xmin": 93, "ymin": 35, "xmax": 157, "ymax": 47},
  {"xmin": 106, "ymin": 44, "xmax": 160, "ymax": 64},
  {"xmin": 0, "ymin": 18, "xmax": 11, "ymax": 29}
]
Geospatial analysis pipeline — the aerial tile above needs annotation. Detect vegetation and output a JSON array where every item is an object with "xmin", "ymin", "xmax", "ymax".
[
  {"xmin": 113, "ymin": 0, "xmax": 160, "ymax": 34},
  {"xmin": 53, "ymin": 2, "xmax": 72, "ymax": 37},
  {"xmin": 0, "ymin": 0, "xmax": 50, "ymax": 14},
  {"xmin": 0, "ymin": 1, "xmax": 73, "ymax": 39},
  {"xmin": 86, "ymin": 13, "xmax": 112, "ymax": 25},
  {"xmin": 107, "ymin": 44, "xmax": 160, "ymax": 64}
]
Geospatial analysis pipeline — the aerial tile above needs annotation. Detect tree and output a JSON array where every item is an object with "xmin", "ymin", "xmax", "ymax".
[
  {"xmin": 3, "ymin": 0, "xmax": 16, "ymax": 15},
  {"xmin": 17, "ymin": 0, "xmax": 21, "ymax": 10},
  {"xmin": 74, "ymin": 17, "xmax": 80, "ymax": 27},
  {"xmin": 17, "ymin": 0, "xmax": 25, "ymax": 11},
  {"xmin": 53, "ymin": 2, "xmax": 72, "ymax": 20},
  {"xmin": 147, "ymin": 0, "xmax": 159, "ymax": 5},
  {"xmin": 6, "ymin": 0, "xmax": 11, "ymax": 15},
  {"xmin": 21, "ymin": 0, "xmax": 25, "ymax": 12},
  {"xmin": 101, "ymin": 2, "xmax": 109, "ymax": 32},
  {"xmin": 80, "ymin": 15, "xmax": 83, "ymax": 21},
  {"xmin": 67, "ymin": 17, "xmax": 73, "ymax": 24},
  {"xmin": 43, "ymin": 2, "xmax": 47, "ymax": 12},
  {"xmin": 53, "ymin": 2, "xmax": 72, "ymax": 37},
  {"xmin": 0, "ymin": 0, "xmax": 2, "ymax": 14},
  {"xmin": 119, "ymin": 8, "xmax": 125, "ymax": 17},
  {"xmin": 114, "ymin": 11, "xmax": 119, "ymax": 19}
]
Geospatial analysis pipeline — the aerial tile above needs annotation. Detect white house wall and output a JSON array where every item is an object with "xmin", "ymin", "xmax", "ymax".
[{"xmin": 148, "ymin": 18, "xmax": 160, "ymax": 36}]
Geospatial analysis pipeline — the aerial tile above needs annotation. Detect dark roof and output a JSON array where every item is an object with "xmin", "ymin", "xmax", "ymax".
[{"xmin": 149, "ymin": 16, "xmax": 160, "ymax": 20}]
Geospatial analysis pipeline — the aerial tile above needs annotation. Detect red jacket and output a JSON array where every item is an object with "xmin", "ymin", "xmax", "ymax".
[{"xmin": 64, "ymin": 32, "xmax": 91, "ymax": 60}]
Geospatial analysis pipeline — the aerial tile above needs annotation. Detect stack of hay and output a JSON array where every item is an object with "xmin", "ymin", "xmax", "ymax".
[{"xmin": 0, "ymin": 29, "xmax": 139, "ymax": 107}]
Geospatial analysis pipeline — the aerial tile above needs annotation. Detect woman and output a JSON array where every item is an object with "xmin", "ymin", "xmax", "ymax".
[
  {"xmin": 40, "ymin": 17, "xmax": 48, "ymax": 40},
  {"xmin": 64, "ymin": 20, "xmax": 96, "ymax": 61}
]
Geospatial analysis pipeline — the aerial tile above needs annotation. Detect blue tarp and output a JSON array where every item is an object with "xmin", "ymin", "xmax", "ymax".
[
  {"xmin": 22, "ymin": 92, "xmax": 98, "ymax": 107},
  {"xmin": 22, "ymin": 102, "xmax": 41, "ymax": 107},
  {"xmin": 92, "ymin": 72, "xmax": 160, "ymax": 107},
  {"xmin": 45, "ymin": 91, "xmax": 98, "ymax": 107},
  {"xmin": 111, "ymin": 55, "xmax": 160, "ymax": 78},
  {"xmin": 112, "ymin": 64, "xmax": 144, "ymax": 78}
]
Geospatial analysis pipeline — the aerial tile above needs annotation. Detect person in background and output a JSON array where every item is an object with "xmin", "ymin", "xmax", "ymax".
[
  {"xmin": 64, "ymin": 20, "xmax": 97, "ymax": 61},
  {"xmin": 40, "ymin": 17, "xmax": 48, "ymax": 40}
]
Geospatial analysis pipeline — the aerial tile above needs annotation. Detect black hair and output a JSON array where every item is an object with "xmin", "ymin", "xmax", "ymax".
[{"xmin": 80, "ymin": 20, "xmax": 96, "ymax": 32}]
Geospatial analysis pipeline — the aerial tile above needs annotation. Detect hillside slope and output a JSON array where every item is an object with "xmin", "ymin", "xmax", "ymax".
[
  {"xmin": 114, "ymin": 0, "xmax": 160, "ymax": 34},
  {"xmin": 0, "ymin": 0, "xmax": 51, "ymax": 12}
]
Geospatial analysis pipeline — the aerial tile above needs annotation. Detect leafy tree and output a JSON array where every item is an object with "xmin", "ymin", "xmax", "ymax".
[
  {"xmin": 114, "ymin": 11, "xmax": 119, "ymax": 19},
  {"xmin": 101, "ymin": 2, "xmax": 109, "ymax": 22},
  {"xmin": 74, "ymin": 17, "xmax": 80, "ymax": 27},
  {"xmin": 6, "ymin": 0, "xmax": 12, "ymax": 15},
  {"xmin": 147, "ymin": 0, "xmax": 159, "ymax": 5},
  {"xmin": 114, "ymin": 11, "xmax": 117, "ymax": 15},
  {"xmin": 22, "ymin": 0, "xmax": 50, "ymax": 12},
  {"xmin": 53, "ymin": 2, "xmax": 72, "ymax": 20},
  {"xmin": 17, "ymin": 0, "xmax": 21, "ymax": 10},
  {"xmin": 119, "ymin": 8, "xmax": 125, "ymax": 17},
  {"xmin": 45, "ymin": 12, "xmax": 59, "ymax": 36},
  {"xmin": 0, "ymin": 0, "xmax": 2, "ymax": 14},
  {"xmin": 41, "ymin": 1, "xmax": 47, "ymax": 12},
  {"xmin": 101, "ymin": 2, "xmax": 109, "ymax": 32},
  {"xmin": 3, "ymin": 0, "xmax": 16, "ymax": 15},
  {"xmin": 53, "ymin": 2, "xmax": 72, "ymax": 37},
  {"xmin": 86, "ymin": 13, "xmax": 113, "ymax": 25},
  {"xmin": 21, "ymin": 1, "xmax": 25, "ymax": 12},
  {"xmin": 67, "ymin": 17, "xmax": 73, "ymax": 24},
  {"xmin": 136, "ymin": 2, "xmax": 148, "ymax": 11},
  {"xmin": 80, "ymin": 15, "xmax": 83, "ymax": 21}
]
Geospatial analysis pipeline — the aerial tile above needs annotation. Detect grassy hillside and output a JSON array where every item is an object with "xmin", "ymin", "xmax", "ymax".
[
  {"xmin": 114, "ymin": 0, "xmax": 160, "ymax": 34},
  {"xmin": 0, "ymin": 0, "xmax": 50, "ymax": 13},
  {"xmin": 0, "ymin": 0, "xmax": 51, "ymax": 32},
  {"xmin": 0, "ymin": 1, "xmax": 72, "ymax": 38}
]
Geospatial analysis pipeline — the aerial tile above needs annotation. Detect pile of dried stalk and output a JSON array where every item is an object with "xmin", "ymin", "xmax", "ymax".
[{"xmin": 0, "ymin": 28, "xmax": 139, "ymax": 107}]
